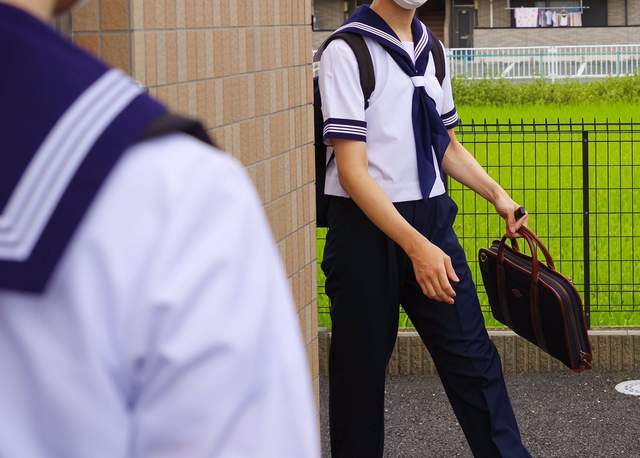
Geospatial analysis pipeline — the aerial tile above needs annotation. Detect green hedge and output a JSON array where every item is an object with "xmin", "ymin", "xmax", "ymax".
[{"xmin": 452, "ymin": 75, "xmax": 640, "ymax": 107}]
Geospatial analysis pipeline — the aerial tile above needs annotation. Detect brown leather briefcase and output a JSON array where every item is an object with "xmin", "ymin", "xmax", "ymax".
[{"xmin": 479, "ymin": 226, "xmax": 592, "ymax": 372}]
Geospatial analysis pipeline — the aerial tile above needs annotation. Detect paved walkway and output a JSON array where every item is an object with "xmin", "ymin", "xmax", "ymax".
[{"xmin": 320, "ymin": 371, "xmax": 640, "ymax": 457}]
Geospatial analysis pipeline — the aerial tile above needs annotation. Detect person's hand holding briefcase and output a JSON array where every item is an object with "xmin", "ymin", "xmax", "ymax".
[{"xmin": 479, "ymin": 209, "xmax": 593, "ymax": 372}]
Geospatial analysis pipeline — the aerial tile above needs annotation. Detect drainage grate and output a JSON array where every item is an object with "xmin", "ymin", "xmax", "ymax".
[{"xmin": 614, "ymin": 380, "xmax": 640, "ymax": 396}]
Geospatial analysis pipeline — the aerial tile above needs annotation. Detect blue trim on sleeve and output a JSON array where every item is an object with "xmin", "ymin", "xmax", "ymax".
[
  {"xmin": 323, "ymin": 118, "xmax": 367, "ymax": 143},
  {"xmin": 441, "ymin": 108, "xmax": 459, "ymax": 129}
]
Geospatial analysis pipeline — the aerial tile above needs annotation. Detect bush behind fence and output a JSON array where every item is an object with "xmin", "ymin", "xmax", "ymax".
[{"xmin": 317, "ymin": 119, "xmax": 640, "ymax": 329}]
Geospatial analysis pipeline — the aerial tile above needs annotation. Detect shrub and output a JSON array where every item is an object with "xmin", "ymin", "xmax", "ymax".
[{"xmin": 452, "ymin": 75, "xmax": 640, "ymax": 106}]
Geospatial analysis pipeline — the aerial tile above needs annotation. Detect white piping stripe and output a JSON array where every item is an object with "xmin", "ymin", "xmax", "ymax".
[
  {"xmin": 323, "ymin": 122, "xmax": 366, "ymax": 128},
  {"xmin": 0, "ymin": 80, "xmax": 141, "ymax": 260},
  {"xmin": 0, "ymin": 70, "xmax": 122, "ymax": 232},
  {"xmin": 323, "ymin": 125, "xmax": 367, "ymax": 133},
  {"xmin": 323, "ymin": 122, "xmax": 366, "ymax": 129},
  {"xmin": 0, "ymin": 74, "xmax": 138, "ymax": 255},
  {"xmin": 336, "ymin": 22, "xmax": 403, "ymax": 49},
  {"xmin": 442, "ymin": 113, "xmax": 459, "ymax": 124},
  {"xmin": 0, "ymin": 71, "xmax": 142, "ymax": 260},
  {"xmin": 9, "ymin": 84, "xmax": 142, "ymax": 259},
  {"xmin": 324, "ymin": 127, "xmax": 367, "ymax": 135},
  {"xmin": 324, "ymin": 128, "xmax": 367, "ymax": 137},
  {"xmin": 0, "ymin": 73, "xmax": 130, "ymax": 239},
  {"xmin": 415, "ymin": 24, "xmax": 428, "ymax": 58}
]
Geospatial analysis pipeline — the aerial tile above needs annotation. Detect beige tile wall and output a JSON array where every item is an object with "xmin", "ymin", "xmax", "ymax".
[{"xmin": 70, "ymin": 0, "xmax": 319, "ymax": 404}]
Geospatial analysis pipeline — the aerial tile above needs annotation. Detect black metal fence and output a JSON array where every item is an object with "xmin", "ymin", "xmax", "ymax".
[{"xmin": 317, "ymin": 119, "xmax": 640, "ymax": 328}]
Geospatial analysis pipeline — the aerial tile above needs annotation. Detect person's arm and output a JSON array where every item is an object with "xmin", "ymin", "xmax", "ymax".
[
  {"xmin": 438, "ymin": 41, "xmax": 527, "ymax": 237},
  {"xmin": 127, "ymin": 138, "xmax": 319, "ymax": 458},
  {"xmin": 320, "ymin": 40, "xmax": 457, "ymax": 304},
  {"xmin": 334, "ymin": 139, "xmax": 458, "ymax": 304},
  {"xmin": 442, "ymin": 130, "xmax": 528, "ymax": 237}
]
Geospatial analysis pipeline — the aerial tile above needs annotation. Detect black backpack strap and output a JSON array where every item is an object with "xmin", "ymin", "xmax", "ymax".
[
  {"xmin": 141, "ymin": 113, "xmax": 215, "ymax": 146},
  {"xmin": 429, "ymin": 31, "xmax": 446, "ymax": 86},
  {"xmin": 317, "ymin": 32, "xmax": 375, "ymax": 109}
]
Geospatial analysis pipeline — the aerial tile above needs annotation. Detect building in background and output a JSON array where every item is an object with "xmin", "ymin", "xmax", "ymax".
[
  {"xmin": 57, "ymin": 0, "xmax": 319, "ymax": 403},
  {"xmin": 312, "ymin": 0, "xmax": 640, "ymax": 49},
  {"xmin": 474, "ymin": 0, "xmax": 640, "ymax": 48},
  {"xmin": 313, "ymin": 0, "xmax": 450, "ymax": 48}
]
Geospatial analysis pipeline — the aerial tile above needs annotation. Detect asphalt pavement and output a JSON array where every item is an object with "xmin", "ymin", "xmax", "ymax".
[{"xmin": 319, "ymin": 371, "xmax": 640, "ymax": 457}]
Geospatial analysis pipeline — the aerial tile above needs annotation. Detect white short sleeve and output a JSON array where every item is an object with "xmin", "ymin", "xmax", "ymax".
[
  {"xmin": 124, "ymin": 136, "xmax": 320, "ymax": 457},
  {"xmin": 319, "ymin": 39, "xmax": 367, "ymax": 144},
  {"xmin": 439, "ymin": 41, "xmax": 459, "ymax": 130},
  {"xmin": 0, "ymin": 134, "xmax": 319, "ymax": 458}
]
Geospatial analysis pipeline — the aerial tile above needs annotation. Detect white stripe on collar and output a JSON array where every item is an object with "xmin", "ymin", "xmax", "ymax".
[
  {"xmin": 0, "ymin": 69, "xmax": 143, "ymax": 261},
  {"xmin": 337, "ymin": 20, "xmax": 431, "ymax": 64},
  {"xmin": 335, "ymin": 21, "xmax": 404, "ymax": 50},
  {"xmin": 414, "ymin": 22, "xmax": 429, "ymax": 59}
]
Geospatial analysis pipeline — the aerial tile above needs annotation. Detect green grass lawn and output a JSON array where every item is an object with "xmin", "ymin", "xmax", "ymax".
[
  {"xmin": 457, "ymin": 103, "xmax": 640, "ymax": 125},
  {"xmin": 317, "ymin": 103, "xmax": 640, "ymax": 330}
]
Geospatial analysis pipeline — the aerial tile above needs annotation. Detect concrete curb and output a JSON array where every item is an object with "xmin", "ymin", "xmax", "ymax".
[{"xmin": 318, "ymin": 329, "xmax": 640, "ymax": 376}]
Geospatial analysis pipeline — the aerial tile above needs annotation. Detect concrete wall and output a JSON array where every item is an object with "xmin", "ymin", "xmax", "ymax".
[
  {"xmin": 313, "ymin": 30, "xmax": 333, "ymax": 50},
  {"xmin": 319, "ymin": 330, "xmax": 640, "ymax": 376},
  {"xmin": 631, "ymin": 0, "xmax": 640, "ymax": 25},
  {"xmin": 476, "ymin": 0, "xmax": 511, "ymax": 29},
  {"xmin": 609, "ymin": 0, "xmax": 627, "ymax": 26},
  {"xmin": 606, "ymin": 0, "xmax": 640, "ymax": 26},
  {"xmin": 314, "ymin": 0, "xmax": 344, "ymax": 30},
  {"xmin": 70, "ymin": 0, "xmax": 320, "ymax": 404},
  {"xmin": 474, "ymin": 26, "xmax": 640, "ymax": 47},
  {"xmin": 475, "ymin": 0, "xmax": 640, "ymax": 31}
]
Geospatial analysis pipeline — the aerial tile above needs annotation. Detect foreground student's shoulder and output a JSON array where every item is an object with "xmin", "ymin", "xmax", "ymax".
[
  {"xmin": 110, "ymin": 135, "xmax": 320, "ymax": 457},
  {"xmin": 123, "ymin": 133, "xmax": 256, "ymax": 207}
]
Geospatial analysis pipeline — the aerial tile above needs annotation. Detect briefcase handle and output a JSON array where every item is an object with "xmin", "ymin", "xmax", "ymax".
[
  {"xmin": 496, "ymin": 228, "xmax": 552, "ymax": 353},
  {"xmin": 497, "ymin": 230, "xmax": 543, "ymax": 283},
  {"xmin": 499, "ymin": 227, "xmax": 556, "ymax": 271},
  {"xmin": 518, "ymin": 226, "xmax": 556, "ymax": 271}
]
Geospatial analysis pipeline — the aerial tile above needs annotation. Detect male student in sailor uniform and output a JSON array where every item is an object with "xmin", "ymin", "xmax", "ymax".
[
  {"xmin": 319, "ymin": 0, "xmax": 531, "ymax": 457},
  {"xmin": 0, "ymin": 1, "xmax": 319, "ymax": 457}
]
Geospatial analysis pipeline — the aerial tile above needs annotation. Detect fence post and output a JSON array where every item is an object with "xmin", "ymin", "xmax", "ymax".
[{"xmin": 582, "ymin": 130, "xmax": 592, "ymax": 329}]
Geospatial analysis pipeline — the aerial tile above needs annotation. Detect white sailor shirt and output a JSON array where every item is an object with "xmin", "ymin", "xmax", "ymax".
[
  {"xmin": 320, "ymin": 35, "xmax": 459, "ymax": 202},
  {"xmin": 0, "ymin": 134, "xmax": 320, "ymax": 458}
]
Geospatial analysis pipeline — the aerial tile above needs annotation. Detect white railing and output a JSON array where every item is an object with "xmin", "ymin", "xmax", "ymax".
[{"xmin": 448, "ymin": 45, "xmax": 640, "ymax": 81}]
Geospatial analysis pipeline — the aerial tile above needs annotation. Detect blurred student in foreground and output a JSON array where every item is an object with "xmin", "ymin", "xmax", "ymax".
[{"xmin": 0, "ymin": 1, "xmax": 319, "ymax": 456}]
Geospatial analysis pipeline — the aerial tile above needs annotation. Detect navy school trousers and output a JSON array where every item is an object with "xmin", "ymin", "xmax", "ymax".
[{"xmin": 322, "ymin": 195, "xmax": 531, "ymax": 458}]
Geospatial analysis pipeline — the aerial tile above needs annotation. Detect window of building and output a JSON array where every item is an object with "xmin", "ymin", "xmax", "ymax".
[{"xmin": 508, "ymin": 0, "xmax": 603, "ymax": 28}]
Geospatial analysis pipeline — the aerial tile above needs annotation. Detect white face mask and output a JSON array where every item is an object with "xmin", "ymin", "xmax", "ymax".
[{"xmin": 392, "ymin": 0, "xmax": 429, "ymax": 10}]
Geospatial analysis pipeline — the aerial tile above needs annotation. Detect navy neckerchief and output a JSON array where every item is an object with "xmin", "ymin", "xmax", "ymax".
[
  {"xmin": 334, "ymin": 5, "xmax": 451, "ymax": 200},
  {"xmin": 0, "ymin": 4, "xmax": 168, "ymax": 293}
]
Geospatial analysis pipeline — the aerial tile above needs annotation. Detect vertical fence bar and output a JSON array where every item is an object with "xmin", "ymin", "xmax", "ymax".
[{"xmin": 582, "ymin": 130, "xmax": 592, "ymax": 328}]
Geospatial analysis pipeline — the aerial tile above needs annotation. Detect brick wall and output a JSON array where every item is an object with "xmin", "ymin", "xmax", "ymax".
[
  {"xmin": 70, "ymin": 0, "xmax": 319, "ymax": 405},
  {"xmin": 319, "ymin": 330, "xmax": 640, "ymax": 376},
  {"xmin": 474, "ymin": 26, "xmax": 640, "ymax": 47}
]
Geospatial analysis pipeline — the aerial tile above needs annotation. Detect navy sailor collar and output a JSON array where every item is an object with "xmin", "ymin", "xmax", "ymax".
[
  {"xmin": 334, "ymin": 5, "xmax": 432, "ymax": 74},
  {"xmin": 0, "ymin": 3, "xmax": 167, "ymax": 293}
]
